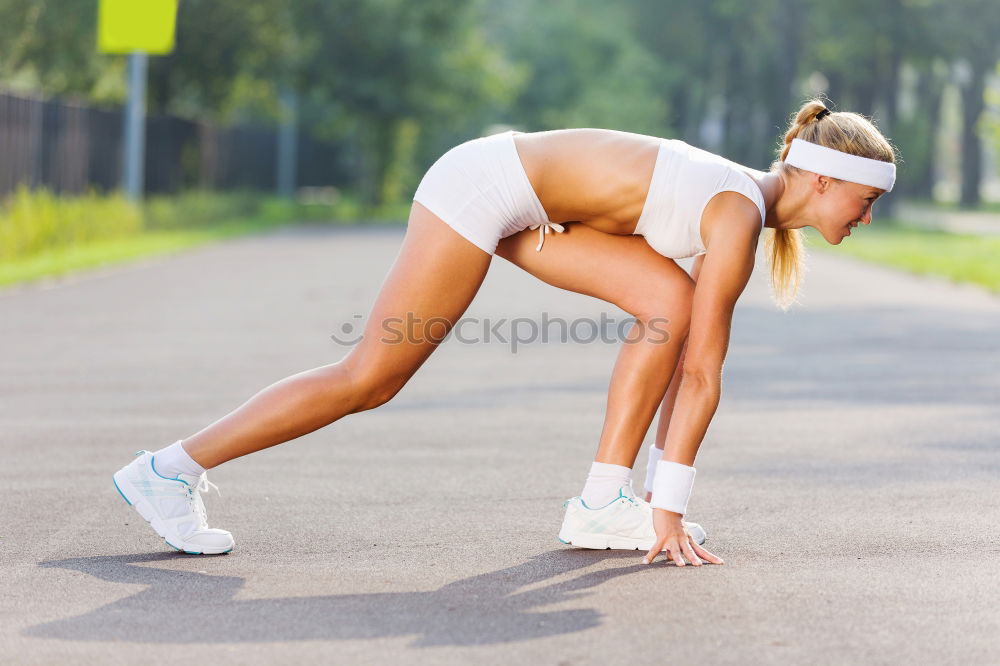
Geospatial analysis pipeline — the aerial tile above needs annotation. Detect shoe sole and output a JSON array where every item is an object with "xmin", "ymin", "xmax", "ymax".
[
  {"xmin": 558, "ymin": 532, "xmax": 657, "ymax": 550},
  {"xmin": 558, "ymin": 525, "xmax": 707, "ymax": 550},
  {"xmin": 113, "ymin": 470, "xmax": 234, "ymax": 555}
]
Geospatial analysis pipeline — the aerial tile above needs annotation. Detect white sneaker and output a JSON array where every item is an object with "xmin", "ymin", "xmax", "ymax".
[
  {"xmin": 113, "ymin": 450, "xmax": 235, "ymax": 555},
  {"xmin": 558, "ymin": 481, "xmax": 706, "ymax": 550}
]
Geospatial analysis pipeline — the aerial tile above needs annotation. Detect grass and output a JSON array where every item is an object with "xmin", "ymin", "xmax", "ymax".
[
  {"xmin": 0, "ymin": 216, "xmax": 287, "ymax": 288},
  {"xmin": 5, "ymin": 187, "xmax": 996, "ymax": 295},
  {"xmin": 809, "ymin": 220, "xmax": 1000, "ymax": 294},
  {"xmin": 0, "ymin": 188, "xmax": 410, "ymax": 290},
  {"xmin": 904, "ymin": 198, "xmax": 1000, "ymax": 214}
]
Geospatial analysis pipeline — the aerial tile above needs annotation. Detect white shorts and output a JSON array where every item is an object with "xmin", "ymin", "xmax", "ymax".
[{"xmin": 412, "ymin": 130, "xmax": 554, "ymax": 255}]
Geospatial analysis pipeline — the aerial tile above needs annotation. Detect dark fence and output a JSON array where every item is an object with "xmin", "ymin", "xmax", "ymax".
[{"xmin": 0, "ymin": 89, "xmax": 347, "ymax": 198}]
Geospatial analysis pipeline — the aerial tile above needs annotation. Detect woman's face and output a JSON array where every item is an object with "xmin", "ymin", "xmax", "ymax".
[{"xmin": 810, "ymin": 177, "xmax": 885, "ymax": 244}]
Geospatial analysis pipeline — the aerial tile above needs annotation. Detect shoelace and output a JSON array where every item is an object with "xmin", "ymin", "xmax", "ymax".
[
  {"xmin": 186, "ymin": 475, "xmax": 222, "ymax": 530},
  {"xmin": 528, "ymin": 221, "xmax": 566, "ymax": 251},
  {"xmin": 196, "ymin": 475, "xmax": 222, "ymax": 498},
  {"xmin": 562, "ymin": 478, "xmax": 647, "ymax": 509},
  {"xmin": 562, "ymin": 493, "xmax": 643, "ymax": 510},
  {"xmin": 618, "ymin": 481, "xmax": 653, "ymax": 512},
  {"xmin": 615, "ymin": 495, "xmax": 643, "ymax": 510}
]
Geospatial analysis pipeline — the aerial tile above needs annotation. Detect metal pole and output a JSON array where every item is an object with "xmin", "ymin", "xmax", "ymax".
[
  {"xmin": 276, "ymin": 86, "xmax": 298, "ymax": 198},
  {"xmin": 123, "ymin": 51, "xmax": 148, "ymax": 200},
  {"xmin": 29, "ymin": 94, "xmax": 44, "ymax": 189}
]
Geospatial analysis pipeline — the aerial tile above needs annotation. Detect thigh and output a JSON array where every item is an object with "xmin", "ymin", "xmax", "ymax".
[
  {"xmin": 342, "ymin": 202, "xmax": 493, "ymax": 385},
  {"xmin": 495, "ymin": 223, "xmax": 694, "ymax": 320}
]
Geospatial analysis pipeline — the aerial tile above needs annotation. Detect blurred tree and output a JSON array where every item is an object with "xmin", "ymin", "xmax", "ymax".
[
  {"xmin": 934, "ymin": 0, "xmax": 1000, "ymax": 207},
  {"xmin": 709, "ymin": 0, "xmax": 788, "ymax": 166},
  {"xmin": 632, "ymin": 0, "xmax": 803, "ymax": 167},
  {"xmin": 146, "ymin": 1, "xmax": 293, "ymax": 121},
  {"xmin": 630, "ymin": 0, "xmax": 715, "ymax": 143},
  {"xmin": 291, "ymin": 0, "xmax": 520, "ymax": 205},
  {"xmin": 0, "ymin": 0, "xmax": 114, "ymax": 99},
  {"xmin": 3, "ymin": 0, "xmax": 996, "ymax": 207},
  {"xmin": 890, "ymin": 0, "xmax": 948, "ymax": 201},
  {"xmin": 894, "ymin": 61, "xmax": 948, "ymax": 200},
  {"xmin": 483, "ymin": 0, "xmax": 669, "ymax": 136},
  {"xmin": 805, "ymin": 0, "xmax": 911, "ymax": 213}
]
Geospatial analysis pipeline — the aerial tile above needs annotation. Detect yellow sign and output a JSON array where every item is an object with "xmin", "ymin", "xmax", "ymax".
[{"xmin": 97, "ymin": 0, "xmax": 178, "ymax": 54}]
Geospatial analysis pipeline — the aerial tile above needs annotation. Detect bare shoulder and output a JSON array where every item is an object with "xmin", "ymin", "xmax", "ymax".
[
  {"xmin": 693, "ymin": 191, "xmax": 758, "ymax": 312},
  {"xmin": 700, "ymin": 191, "xmax": 763, "ymax": 253}
]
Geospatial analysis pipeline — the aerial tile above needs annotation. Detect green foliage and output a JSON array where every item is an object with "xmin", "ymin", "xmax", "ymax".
[
  {"xmin": 143, "ymin": 190, "xmax": 262, "ymax": 230},
  {"xmin": 484, "ymin": 0, "xmax": 669, "ymax": 134},
  {"xmin": 0, "ymin": 186, "xmax": 141, "ymax": 260},
  {"xmin": 0, "ymin": 187, "xmax": 413, "ymax": 287},
  {"xmin": 983, "ymin": 66, "xmax": 1000, "ymax": 175},
  {"xmin": 381, "ymin": 118, "xmax": 421, "ymax": 205},
  {"xmin": 0, "ymin": 0, "xmax": 106, "ymax": 96},
  {"xmin": 0, "ymin": 217, "xmax": 287, "ymax": 288},
  {"xmin": 3, "ymin": 0, "xmax": 998, "ymax": 206},
  {"xmin": 0, "ymin": 189, "xmax": 260, "ymax": 263},
  {"xmin": 0, "ymin": 186, "xmax": 413, "ymax": 264},
  {"xmin": 283, "ymin": 192, "xmax": 410, "ymax": 224},
  {"xmin": 146, "ymin": 0, "xmax": 295, "ymax": 120},
  {"xmin": 815, "ymin": 221, "xmax": 1000, "ymax": 293}
]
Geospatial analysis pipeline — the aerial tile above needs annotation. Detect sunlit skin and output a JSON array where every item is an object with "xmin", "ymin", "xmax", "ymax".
[
  {"xmin": 514, "ymin": 130, "xmax": 887, "ymax": 566},
  {"xmin": 636, "ymin": 167, "xmax": 884, "ymax": 566},
  {"xmin": 756, "ymin": 167, "xmax": 885, "ymax": 241},
  {"xmin": 177, "ymin": 128, "xmax": 884, "ymax": 569}
]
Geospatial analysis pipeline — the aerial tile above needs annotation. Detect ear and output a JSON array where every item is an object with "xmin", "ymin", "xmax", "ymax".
[{"xmin": 814, "ymin": 174, "xmax": 833, "ymax": 194}]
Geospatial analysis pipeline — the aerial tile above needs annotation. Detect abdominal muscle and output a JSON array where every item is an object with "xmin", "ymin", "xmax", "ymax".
[{"xmin": 511, "ymin": 129, "xmax": 661, "ymax": 235}]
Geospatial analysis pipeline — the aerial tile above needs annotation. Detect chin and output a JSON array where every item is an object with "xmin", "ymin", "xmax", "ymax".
[{"xmin": 829, "ymin": 227, "xmax": 851, "ymax": 244}]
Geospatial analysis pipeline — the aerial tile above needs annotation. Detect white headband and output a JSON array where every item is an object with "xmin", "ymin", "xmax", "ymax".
[{"xmin": 785, "ymin": 138, "xmax": 895, "ymax": 191}]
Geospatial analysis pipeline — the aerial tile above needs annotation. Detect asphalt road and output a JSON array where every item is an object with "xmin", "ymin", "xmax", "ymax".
[{"xmin": 1, "ymin": 223, "xmax": 998, "ymax": 665}]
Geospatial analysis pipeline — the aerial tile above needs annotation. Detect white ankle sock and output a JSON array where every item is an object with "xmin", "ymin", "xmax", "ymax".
[
  {"xmin": 645, "ymin": 446, "xmax": 664, "ymax": 494},
  {"xmin": 151, "ymin": 440, "xmax": 206, "ymax": 478},
  {"xmin": 580, "ymin": 462, "xmax": 632, "ymax": 508}
]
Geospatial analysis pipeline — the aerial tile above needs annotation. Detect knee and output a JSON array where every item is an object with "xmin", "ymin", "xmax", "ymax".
[
  {"xmin": 343, "ymin": 364, "xmax": 409, "ymax": 413},
  {"xmin": 626, "ymin": 275, "xmax": 694, "ymax": 332}
]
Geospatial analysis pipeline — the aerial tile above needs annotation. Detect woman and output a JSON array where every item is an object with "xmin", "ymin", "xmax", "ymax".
[{"xmin": 112, "ymin": 100, "xmax": 896, "ymax": 568}]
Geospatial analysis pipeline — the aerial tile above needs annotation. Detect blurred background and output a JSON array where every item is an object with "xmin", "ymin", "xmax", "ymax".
[{"xmin": 1, "ymin": 0, "xmax": 999, "ymax": 290}]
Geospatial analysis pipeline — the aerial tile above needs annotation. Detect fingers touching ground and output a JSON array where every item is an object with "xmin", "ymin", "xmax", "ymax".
[
  {"xmin": 692, "ymin": 541, "xmax": 725, "ymax": 565},
  {"xmin": 643, "ymin": 538, "xmax": 667, "ymax": 565},
  {"xmin": 644, "ymin": 536, "xmax": 724, "ymax": 567}
]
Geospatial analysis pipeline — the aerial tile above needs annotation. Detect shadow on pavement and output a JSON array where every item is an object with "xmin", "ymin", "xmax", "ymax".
[{"xmin": 27, "ymin": 549, "xmax": 648, "ymax": 646}]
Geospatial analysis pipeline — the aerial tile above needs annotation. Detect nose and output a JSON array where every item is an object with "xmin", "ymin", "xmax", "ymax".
[{"xmin": 860, "ymin": 205, "xmax": 873, "ymax": 224}]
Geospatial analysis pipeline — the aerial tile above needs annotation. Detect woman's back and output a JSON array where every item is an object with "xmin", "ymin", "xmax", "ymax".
[
  {"xmin": 512, "ymin": 128, "xmax": 662, "ymax": 234},
  {"xmin": 513, "ymin": 128, "xmax": 767, "ymax": 257}
]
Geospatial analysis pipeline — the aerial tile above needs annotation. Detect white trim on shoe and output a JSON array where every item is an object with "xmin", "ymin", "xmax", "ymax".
[
  {"xmin": 558, "ymin": 482, "xmax": 706, "ymax": 550},
  {"xmin": 113, "ymin": 450, "xmax": 235, "ymax": 555}
]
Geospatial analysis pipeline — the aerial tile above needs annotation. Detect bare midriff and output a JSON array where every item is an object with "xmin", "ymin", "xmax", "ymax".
[{"xmin": 511, "ymin": 129, "xmax": 661, "ymax": 235}]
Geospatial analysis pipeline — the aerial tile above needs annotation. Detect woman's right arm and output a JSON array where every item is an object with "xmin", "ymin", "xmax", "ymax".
[
  {"xmin": 643, "ymin": 202, "xmax": 759, "ymax": 566},
  {"xmin": 644, "ymin": 254, "xmax": 704, "ymax": 502}
]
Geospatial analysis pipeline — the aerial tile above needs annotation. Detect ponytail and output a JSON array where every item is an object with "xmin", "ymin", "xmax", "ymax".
[{"xmin": 766, "ymin": 100, "xmax": 896, "ymax": 310}]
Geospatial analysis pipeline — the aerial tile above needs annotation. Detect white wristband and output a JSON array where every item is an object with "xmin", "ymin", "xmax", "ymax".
[
  {"xmin": 644, "ymin": 446, "xmax": 663, "ymax": 494},
  {"xmin": 650, "ymin": 461, "xmax": 696, "ymax": 515}
]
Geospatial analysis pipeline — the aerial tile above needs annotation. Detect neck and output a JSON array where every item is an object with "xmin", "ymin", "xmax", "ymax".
[{"xmin": 753, "ymin": 169, "xmax": 807, "ymax": 231}]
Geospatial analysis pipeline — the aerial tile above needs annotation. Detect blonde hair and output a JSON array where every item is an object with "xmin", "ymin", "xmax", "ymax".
[{"xmin": 766, "ymin": 99, "xmax": 897, "ymax": 310}]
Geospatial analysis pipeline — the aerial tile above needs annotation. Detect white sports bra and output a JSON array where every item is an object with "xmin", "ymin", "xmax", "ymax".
[{"xmin": 632, "ymin": 139, "xmax": 766, "ymax": 259}]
